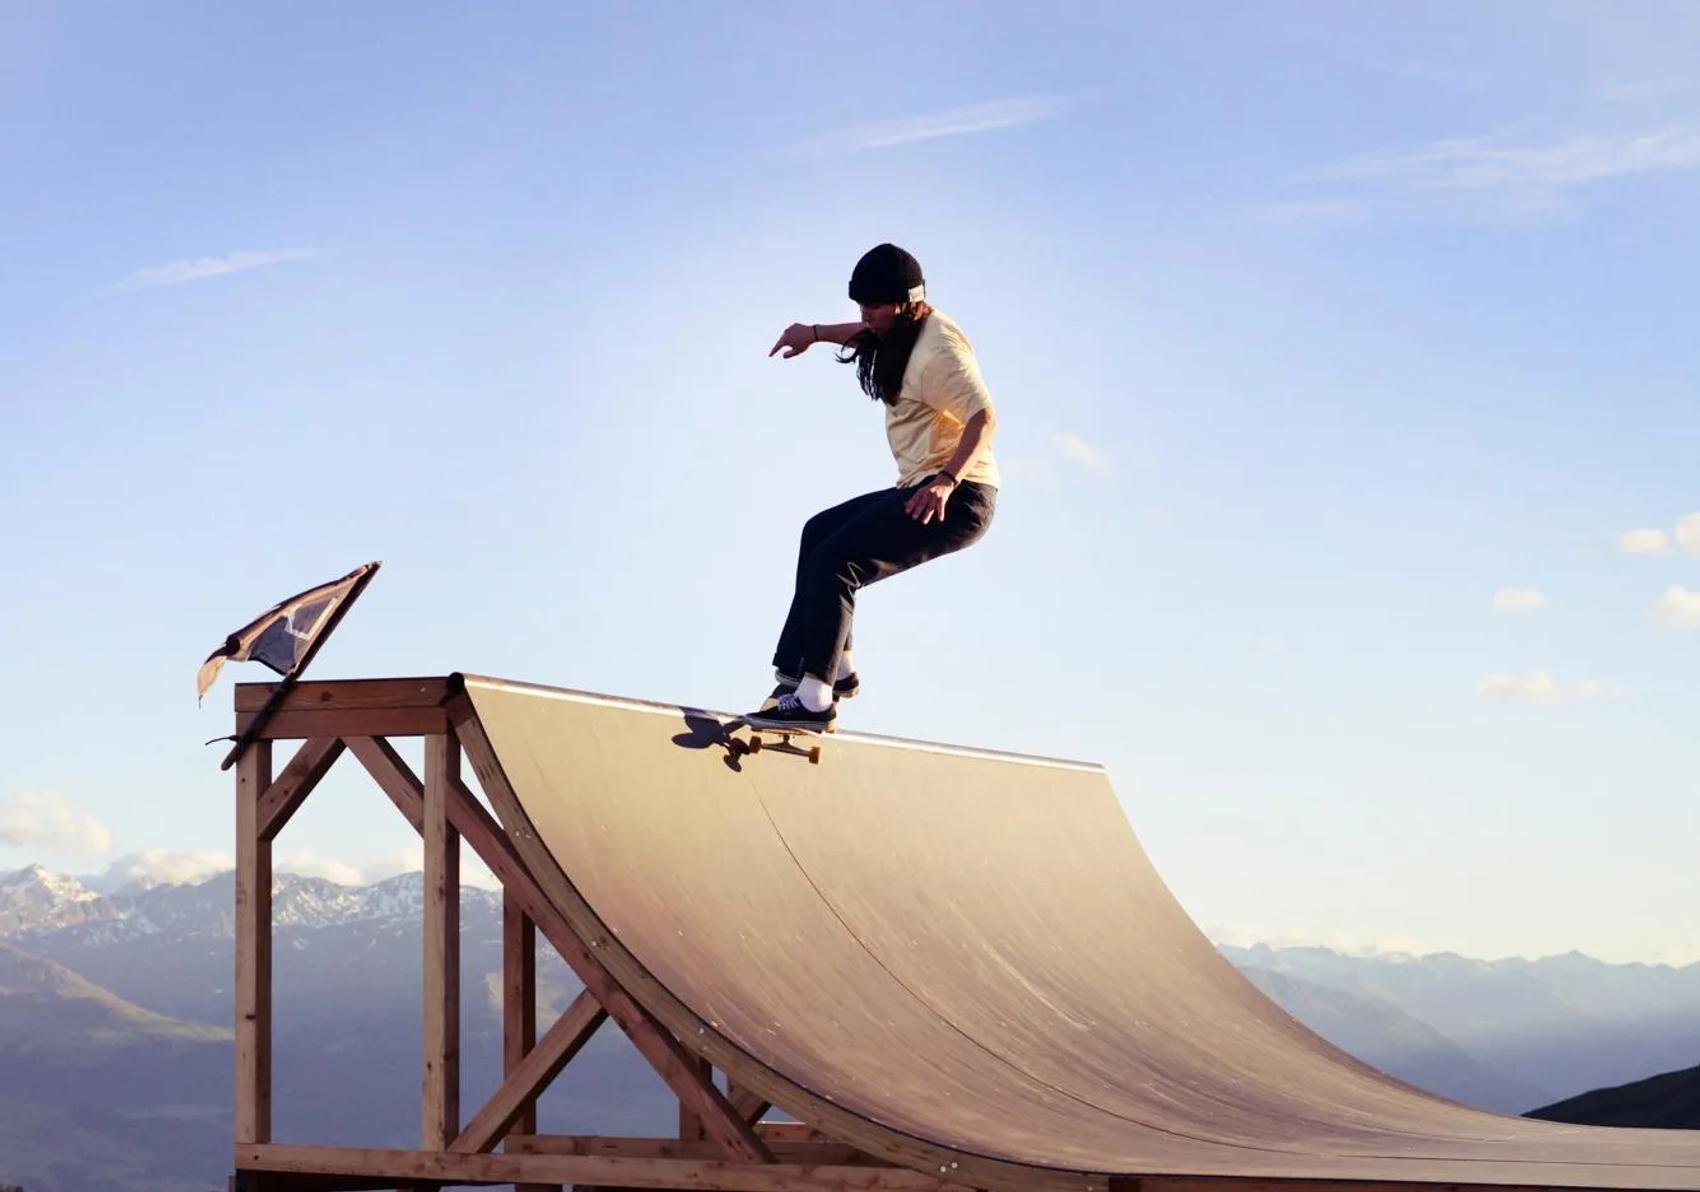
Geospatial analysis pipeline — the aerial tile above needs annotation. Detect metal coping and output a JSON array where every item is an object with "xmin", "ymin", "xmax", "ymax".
[{"xmin": 453, "ymin": 672, "xmax": 1106, "ymax": 774}]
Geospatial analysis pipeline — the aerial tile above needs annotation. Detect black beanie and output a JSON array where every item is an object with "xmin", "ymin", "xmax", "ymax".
[{"xmin": 848, "ymin": 243, "xmax": 925, "ymax": 305}]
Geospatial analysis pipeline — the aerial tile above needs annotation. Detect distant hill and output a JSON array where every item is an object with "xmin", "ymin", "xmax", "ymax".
[
  {"xmin": 1527, "ymin": 1063, "xmax": 1700, "ymax": 1130},
  {"xmin": 1236, "ymin": 966, "xmax": 1549, "ymax": 1112},
  {"xmin": 1220, "ymin": 942, "xmax": 1700, "ymax": 1110},
  {"xmin": 0, "ymin": 941, "xmax": 231, "ymax": 1192},
  {"xmin": 3, "ymin": 863, "xmax": 1699, "ymax": 1188}
]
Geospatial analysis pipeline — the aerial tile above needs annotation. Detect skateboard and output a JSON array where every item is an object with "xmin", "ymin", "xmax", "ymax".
[{"xmin": 735, "ymin": 722, "xmax": 826, "ymax": 764}]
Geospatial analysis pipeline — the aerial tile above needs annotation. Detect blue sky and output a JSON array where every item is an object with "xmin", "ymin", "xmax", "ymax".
[{"xmin": 2, "ymin": 3, "xmax": 1697, "ymax": 963}]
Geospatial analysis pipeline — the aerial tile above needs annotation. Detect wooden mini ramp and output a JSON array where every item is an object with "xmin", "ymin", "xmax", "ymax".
[{"xmin": 228, "ymin": 674, "xmax": 1700, "ymax": 1191}]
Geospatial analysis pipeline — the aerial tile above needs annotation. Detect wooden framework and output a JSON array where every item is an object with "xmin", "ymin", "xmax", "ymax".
[{"xmin": 229, "ymin": 676, "xmax": 969, "ymax": 1192}]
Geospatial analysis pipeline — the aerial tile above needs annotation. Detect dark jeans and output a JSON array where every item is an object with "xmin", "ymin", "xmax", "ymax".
[{"xmin": 772, "ymin": 481, "xmax": 997, "ymax": 683}]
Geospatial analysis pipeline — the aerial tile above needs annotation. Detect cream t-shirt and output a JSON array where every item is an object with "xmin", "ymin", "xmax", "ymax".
[{"xmin": 884, "ymin": 311, "xmax": 1001, "ymax": 490}]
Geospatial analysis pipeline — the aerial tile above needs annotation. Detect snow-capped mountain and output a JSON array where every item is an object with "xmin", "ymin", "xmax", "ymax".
[
  {"xmin": 0, "ymin": 865, "xmax": 502, "ymax": 946},
  {"xmin": 0, "ymin": 864, "xmax": 112, "ymax": 936}
]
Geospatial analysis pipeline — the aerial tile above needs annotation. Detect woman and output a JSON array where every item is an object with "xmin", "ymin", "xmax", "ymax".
[{"xmin": 748, "ymin": 243, "xmax": 1000, "ymax": 733}]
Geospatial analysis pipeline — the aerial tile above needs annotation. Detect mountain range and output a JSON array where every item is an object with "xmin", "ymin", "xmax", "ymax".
[{"xmin": 2, "ymin": 863, "xmax": 1696, "ymax": 1190}]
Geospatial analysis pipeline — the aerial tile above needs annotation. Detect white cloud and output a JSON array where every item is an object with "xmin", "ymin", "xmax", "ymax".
[
  {"xmin": 1052, "ymin": 432, "xmax": 1112, "ymax": 477},
  {"xmin": 1491, "ymin": 588, "xmax": 1547, "ymax": 612},
  {"xmin": 1677, "ymin": 512, "xmax": 1700, "ymax": 556},
  {"xmin": 1653, "ymin": 584, "xmax": 1700, "ymax": 628},
  {"xmin": 276, "ymin": 849, "xmax": 364, "ymax": 886},
  {"xmin": 1474, "ymin": 672, "xmax": 1626, "ymax": 704},
  {"xmin": 101, "ymin": 848, "xmax": 230, "ymax": 889},
  {"xmin": 816, "ymin": 95, "xmax": 1069, "ymax": 153},
  {"xmin": 112, "ymin": 247, "xmax": 325, "ymax": 292},
  {"xmin": 363, "ymin": 842, "xmax": 424, "ymax": 883},
  {"xmin": 362, "ymin": 841, "xmax": 498, "ymax": 889},
  {"xmin": 1657, "ymin": 940, "xmax": 1700, "ymax": 967},
  {"xmin": 0, "ymin": 792, "xmax": 112, "ymax": 860},
  {"xmin": 1619, "ymin": 528, "xmax": 1672, "ymax": 555}
]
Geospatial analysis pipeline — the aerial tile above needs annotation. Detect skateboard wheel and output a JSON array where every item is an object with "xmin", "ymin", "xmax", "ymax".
[
  {"xmin": 808, "ymin": 747, "xmax": 821, "ymax": 764},
  {"xmin": 748, "ymin": 736, "xmax": 764, "ymax": 753}
]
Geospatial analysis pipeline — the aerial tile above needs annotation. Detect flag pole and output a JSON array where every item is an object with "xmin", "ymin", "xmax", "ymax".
[{"xmin": 219, "ymin": 563, "xmax": 381, "ymax": 771}]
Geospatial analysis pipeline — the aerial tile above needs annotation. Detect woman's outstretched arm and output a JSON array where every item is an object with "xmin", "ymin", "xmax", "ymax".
[{"xmin": 769, "ymin": 321, "xmax": 867, "ymax": 358}]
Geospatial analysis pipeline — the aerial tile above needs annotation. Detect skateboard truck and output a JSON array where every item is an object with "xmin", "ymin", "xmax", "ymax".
[{"xmin": 737, "ymin": 723, "xmax": 825, "ymax": 764}]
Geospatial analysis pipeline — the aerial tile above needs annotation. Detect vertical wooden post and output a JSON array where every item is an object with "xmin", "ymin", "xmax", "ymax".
[
  {"xmin": 423, "ymin": 734, "xmax": 461, "ymax": 1149},
  {"xmin": 234, "ymin": 741, "xmax": 273, "ymax": 1145},
  {"xmin": 679, "ymin": 1054, "xmax": 712, "ymax": 1141},
  {"xmin": 503, "ymin": 892, "xmax": 538, "ymax": 1129},
  {"xmin": 506, "ymin": 891, "xmax": 555, "ymax": 1191}
]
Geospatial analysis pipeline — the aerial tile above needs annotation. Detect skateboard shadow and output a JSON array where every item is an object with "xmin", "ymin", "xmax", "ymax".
[{"xmin": 671, "ymin": 708, "xmax": 751, "ymax": 773}]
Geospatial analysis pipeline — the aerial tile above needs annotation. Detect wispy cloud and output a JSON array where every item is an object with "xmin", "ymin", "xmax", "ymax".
[
  {"xmin": 1052, "ymin": 431, "xmax": 1112, "ymax": 477},
  {"xmin": 811, "ymin": 95, "xmax": 1069, "ymax": 153},
  {"xmin": 112, "ymin": 247, "xmax": 325, "ymax": 292},
  {"xmin": 1598, "ymin": 79, "xmax": 1695, "ymax": 104},
  {"xmin": 1653, "ymin": 584, "xmax": 1700, "ymax": 628},
  {"xmin": 1295, "ymin": 128, "xmax": 1700, "ymax": 219},
  {"xmin": 1619, "ymin": 527, "xmax": 1672, "ymax": 556},
  {"xmin": 0, "ymin": 792, "xmax": 112, "ymax": 860},
  {"xmin": 1316, "ymin": 129, "xmax": 1700, "ymax": 192},
  {"xmin": 1491, "ymin": 588, "xmax": 1547, "ymax": 613},
  {"xmin": 1475, "ymin": 672, "xmax": 1626, "ymax": 704}
]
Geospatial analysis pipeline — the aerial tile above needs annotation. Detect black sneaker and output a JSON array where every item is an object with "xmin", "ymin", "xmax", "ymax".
[
  {"xmin": 759, "ymin": 675, "xmax": 860, "ymax": 710},
  {"xmin": 746, "ymin": 691, "xmax": 837, "ymax": 734}
]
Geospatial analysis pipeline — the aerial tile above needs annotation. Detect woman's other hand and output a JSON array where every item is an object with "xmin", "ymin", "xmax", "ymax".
[{"xmin": 904, "ymin": 476, "xmax": 955, "ymax": 525}]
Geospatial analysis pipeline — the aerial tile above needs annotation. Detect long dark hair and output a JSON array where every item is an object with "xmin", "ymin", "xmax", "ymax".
[{"xmin": 837, "ymin": 301, "xmax": 933, "ymax": 406}]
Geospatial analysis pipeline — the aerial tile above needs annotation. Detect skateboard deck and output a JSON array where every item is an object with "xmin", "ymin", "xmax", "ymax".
[{"xmin": 734, "ymin": 721, "xmax": 827, "ymax": 764}]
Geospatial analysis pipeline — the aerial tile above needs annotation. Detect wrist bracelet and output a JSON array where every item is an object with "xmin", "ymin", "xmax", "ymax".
[{"xmin": 810, "ymin": 324, "xmax": 819, "ymax": 342}]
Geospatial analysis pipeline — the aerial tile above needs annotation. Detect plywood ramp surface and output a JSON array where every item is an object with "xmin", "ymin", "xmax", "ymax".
[{"xmin": 461, "ymin": 675, "xmax": 1700, "ymax": 1190}]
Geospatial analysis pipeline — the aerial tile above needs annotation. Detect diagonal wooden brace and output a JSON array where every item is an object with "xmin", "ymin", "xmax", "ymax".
[
  {"xmin": 731, "ymin": 1087, "xmax": 772, "ymax": 1126},
  {"xmin": 446, "ymin": 710, "xmax": 774, "ymax": 1165},
  {"xmin": 346, "ymin": 728, "xmax": 771, "ymax": 1164},
  {"xmin": 257, "ymin": 737, "xmax": 346, "ymax": 841},
  {"xmin": 451, "ymin": 987, "xmax": 607, "ymax": 1154},
  {"xmin": 345, "ymin": 736, "xmax": 424, "ymax": 830}
]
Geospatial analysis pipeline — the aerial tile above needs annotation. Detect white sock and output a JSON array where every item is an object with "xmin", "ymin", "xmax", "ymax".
[
  {"xmin": 835, "ymin": 651, "xmax": 855, "ymax": 681},
  {"xmin": 797, "ymin": 675, "xmax": 833, "ymax": 713}
]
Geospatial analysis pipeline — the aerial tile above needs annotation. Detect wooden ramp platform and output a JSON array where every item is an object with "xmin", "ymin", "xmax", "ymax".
[{"xmin": 227, "ymin": 674, "xmax": 1700, "ymax": 1192}]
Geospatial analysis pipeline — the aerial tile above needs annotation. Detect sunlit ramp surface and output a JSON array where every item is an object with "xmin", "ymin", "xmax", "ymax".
[{"xmin": 460, "ymin": 674, "xmax": 1700, "ymax": 1190}]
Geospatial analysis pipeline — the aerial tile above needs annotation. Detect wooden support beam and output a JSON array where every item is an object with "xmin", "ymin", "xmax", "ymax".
[
  {"xmin": 256, "ymin": 737, "xmax": 345, "ymax": 841},
  {"xmin": 502, "ymin": 894, "xmax": 551, "ymax": 1192},
  {"xmin": 451, "ymin": 988, "xmax": 607, "ymax": 1154},
  {"xmin": 236, "ymin": 705, "xmax": 449, "ymax": 741},
  {"xmin": 502, "ymin": 891, "xmax": 538, "ymax": 1132},
  {"xmin": 441, "ymin": 716, "xmax": 773, "ymax": 1166},
  {"xmin": 344, "ymin": 736, "xmax": 424, "ymax": 831},
  {"xmin": 237, "ymin": 1144, "xmax": 972, "ymax": 1192},
  {"xmin": 341, "ymin": 713, "xmax": 770, "ymax": 1165},
  {"xmin": 508, "ymin": 1134, "xmax": 876, "ymax": 1165},
  {"xmin": 236, "ymin": 677, "xmax": 451, "ymax": 714},
  {"xmin": 681, "ymin": 1053, "xmax": 713, "ymax": 1140},
  {"xmin": 422, "ymin": 734, "xmax": 460, "ymax": 1150},
  {"xmin": 758, "ymin": 1122, "xmax": 838, "ymax": 1143},
  {"xmin": 235, "ymin": 741, "xmax": 274, "ymax": 1145},
  {"xmin": 731, "ymin": 1087, "xmax": 772, "ymax": 1126}
]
